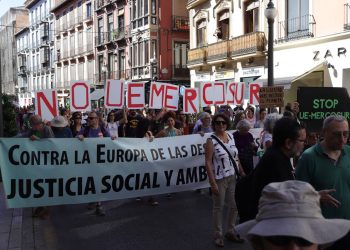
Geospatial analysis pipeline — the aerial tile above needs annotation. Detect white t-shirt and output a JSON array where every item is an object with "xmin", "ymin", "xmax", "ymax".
[
  {"xmin": 211, "ymin": 133, "xmax": 239, "ymax": 180},
  {"xmin": 107, "ymin": 121, "xmax": 120, "ymax": 138}
]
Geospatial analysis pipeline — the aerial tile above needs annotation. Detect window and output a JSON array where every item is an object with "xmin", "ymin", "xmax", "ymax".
[
  {"xmin": 108, "ymin": 14, "xmax": 114, "ymax": 40},
  {"xmin": 244, "ymin": 0, "xmax": 260, "ymax": 33},
  {"xmin": 145, "ymin": 40, "xmax": 149, "ymax": 64},
  {"xmin": 98, "ymin": 55, "xmax": 104, "ymax": 76},
  {"xmin": 138, "ymin": 41, "xmax": 143, "ymax": 67},
  {"xmin": 108, "ymin": 53, "xmax": 114, "ymax": 75},
  {"xmin": 86, "ymin": 2, "xmax": 92, "ymax": 18},
  {"xmin": 87, "ymin": 60, "xmax": 93, "ymax": 80},
  {"xmin": 174, "ymin": 42, "xmax": 188, "ymax": 67},
  {"xmin": 151, "ymin": 0, "xmax": 156, "ymax": 15},
  {"xmin": 217, "ymin": 10, "xmax": 230, "ymax": 40},
  {"xmin": 196, "ymin": 19, "xmax": 207, "ymax": 47},
  {"xmin": 78, "ymin": 63, "xmax": 84, "ymax": 80},
  {"xmin": 118, "ymin": 15, "xmax": 124, "ymax": 30},
  {"xmin": 70, "ymin": 64, "xmax": 76, "ymax": 81},
  {"xmin": 57, "ymin": 67, "xmax": 62, "ymax": 87},
  {"xmin": 287, "ymin": 0, "xmax": 309, "ymax": 37},
  {"xmin": 144, "ymin": 0, "xmax": 149, "ymax": 15},
  {"xmin": 98, "ymin": 18, "xmax": 104, "ymax": 44},
  {"xmin": 118, "ymin": 50, "xmax": 125, "ymax": 72}
]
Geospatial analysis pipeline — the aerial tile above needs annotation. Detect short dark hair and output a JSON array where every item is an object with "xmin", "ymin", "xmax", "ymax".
[
  {"xmin": 272, "ymin": 117, "xmax": 302, "ymax": 148},
  {"xmin": 212, "ymin": 113, "xmax": 230, "ymax": 129}
]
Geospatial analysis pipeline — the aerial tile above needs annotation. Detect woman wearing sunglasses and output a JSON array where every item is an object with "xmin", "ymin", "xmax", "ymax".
[{"xmin": 205, "ymin": 113, "xmax": 245, "ymax": 247}]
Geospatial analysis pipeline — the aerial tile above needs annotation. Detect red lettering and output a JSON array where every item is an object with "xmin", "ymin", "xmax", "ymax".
[
  {"xmin": 202, "ymin": 83, "xmax": 213, "ymax": 105},
  {"xmin": 128, "ymin": 83, "xmax": 144, "ymax": 108},
  {"xmin": 150, "ymin": 83, "xmax": 165, "ymax": 107},
  {"xmin": 184, "ymin": 89, "xmax": 197, "ymax": 113},
  {"xmin": 164, "ymin": 85, "xmax": 178, "ymax": 109},
  {"xmin": 106, "ymin": 80, "xmax": 124, "ymax": 107},
  {"xmin": 249, "ymin": 83, "xmax": 260, "ymax": 105},
  {"xmin": 235, "ymin": 83, "xmax": 244, "ymax": 105},
  {"xmin": 37, "ymin": 91, "xmax": 58, "ymax": 117},
  {"xmin": 227, "ymin": 83, "xmax": 236, "ymax": 105},
  {"xmin": 214, "ymin": 83, "xmax": 225, "ymax": 105},
  {"xmin": 71, "ymin": 82, "xmax": 89, "ymax": 109}
]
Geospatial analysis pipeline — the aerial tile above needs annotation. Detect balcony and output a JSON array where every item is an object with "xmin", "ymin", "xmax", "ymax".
[
  {"xmin": 345, "ymin": 4, "xmax": 350, "ymax": 30},
  {"xmin": 172, "ymin": 65, "xmax": 190, "ymax": 78},
  {"xmin": 173, "ymin": 16, "xmax": 189, "ymax": 31},
  {"xmin": 230, "ymin": 32, "xmax": 266, "ymax": 58},
  {"xmin": 187, "ymin": 0, "xmax": 207, "ymax": 9},
  {"xmin": 188, "ymin": 46, "xmax": 207, "ymax": 66},
  {"xmin": 207, "ymin": 40, "xmax": 230, "ymax": 62},
  {"xmin": 112, "ymin": 27, "xmax": 126, "ymax": 41},
  {"xmin": 277, "ymin": 15, "xmax": 316, "ymax": 43},
  {"xmin": 95, "ymin": 33, "xmax": 106, "ymax": 46}
]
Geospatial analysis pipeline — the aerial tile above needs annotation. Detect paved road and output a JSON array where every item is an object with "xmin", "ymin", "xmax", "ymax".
[{"xmin": 30, "ymin": 190, "xmax": 252, "ymax": 250}]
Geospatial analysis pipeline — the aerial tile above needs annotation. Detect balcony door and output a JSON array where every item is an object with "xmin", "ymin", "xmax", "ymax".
[
  {"xmin": 196, "ymin": 19, "xmax": 207, "ymax": 47},
  {"xmin": 287, "ymin": 0, "xmax": 309, "ymax": 38},
  {"xmin": 174, "ymin": 42, "xmax": 188, "ymax": 77},
  {"xmin": 217, "ymin": 10, "xmax": 230, "ymax": 40},
  {"xmin": 244, "ymin": 0, "xmax": 260, "ymax": 34}
]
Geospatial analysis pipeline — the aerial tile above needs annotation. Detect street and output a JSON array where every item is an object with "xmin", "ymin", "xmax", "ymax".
[{"xmin": 22, "ymin": 190, "xmax": 251, "ymax": 250}]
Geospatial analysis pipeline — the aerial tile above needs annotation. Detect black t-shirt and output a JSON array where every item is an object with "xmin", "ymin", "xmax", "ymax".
[
  {"xmin": 124, "ymin": 115, "xmax": 149, "ymax": 138},
  {"xmin": 251, "ymin": 147, "xmax": 294, "ymax": 216}
]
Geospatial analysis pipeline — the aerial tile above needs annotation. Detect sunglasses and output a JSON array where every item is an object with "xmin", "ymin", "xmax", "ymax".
[
  {"xmin": 88, "ymin": 117, "xmax": 97, "ymax": 120},
  {"xmin": 265, "ymin": 236, "xmax": 313, "ymax": 247},
  {"xmin": 214, "ymin": 120, "xmax": 227, "ymax": 125},
  {"xmin": 74, "ymin": 117, "xmax": 82, "ymax": 120}
]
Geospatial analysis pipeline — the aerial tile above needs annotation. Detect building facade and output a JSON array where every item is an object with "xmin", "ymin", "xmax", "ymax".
[
  {"xmin": 270, "ymin": 0, "xmax": 350, "ymax": 103},
  {"xmin": 0, "ymin": 7, "xmax": 29, "ymax": 97},
  {"xmin": 15, "ymin": 27, "xmax": 32, "ymax": 107},
  {"xmin": 52, "ymin": 0, "xmax": 94, "ymax": 106},
  {"xmin": 24, "ymin": 0, "xmax": 55, "ymax": 105},
  {"xmin": 187, "ymin": 0, "xmax": 267, "ymax": 91}
]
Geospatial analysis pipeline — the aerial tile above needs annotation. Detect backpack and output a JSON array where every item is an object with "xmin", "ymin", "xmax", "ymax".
[{"xmin": 234, "ymin": 171, "xmax": 256, "ymax": 223}]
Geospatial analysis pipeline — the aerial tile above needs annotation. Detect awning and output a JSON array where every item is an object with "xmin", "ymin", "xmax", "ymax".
[
  {"xmin": 292, "ymin": 61, "xmax": 326, "ymax": 82},
  {"xmin": 255, "ymin": 76, "xmax": 297, "ymax": 89},
  {"xmin": 246, "ymin": 1, "xmax": 259, "ymax": 11},
  {"xmin": 90, "ymin": 89, "xmax": 105, "ymax": 101}
]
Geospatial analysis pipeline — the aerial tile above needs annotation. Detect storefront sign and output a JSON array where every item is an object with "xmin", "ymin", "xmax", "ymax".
[
  {"xmin": 297, "ymin": 87, "xmax": 350, "ymax": 131},
  {"xmin": 259, "ymin": 86, "xmax": 284, "ymax": 108},
  {"xmin": 215, "ymin": 70, "xmax": 235, "ymax": 80},
  {"xmin": 313, "ymin": 47, "xmax": 347, "ymax": 60},
  {"xmin": 242, "ymin": 66, "xmax": 264, "ymax": 77}
]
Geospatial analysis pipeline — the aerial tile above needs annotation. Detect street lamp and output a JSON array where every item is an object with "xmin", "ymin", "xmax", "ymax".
[{"xmin": 265, "ymin": 0, "xmax": 277, "ymax": 87}]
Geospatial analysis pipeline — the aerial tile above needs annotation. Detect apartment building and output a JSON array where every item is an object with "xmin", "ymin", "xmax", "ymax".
[
  {"xmin": 94, "ymin": 0, "xmax": 130, "ymax": 89},
  {"xmin": 0, "ymin": 7, "xmax": 29, "ymax": 98},
  {"xmin": 93, "ymin": 0, "xmax": 190, "ymax": 91},
  {"xmin": 24, "ymin": 0, "xmax": 55, "ymax": 105},
  {"xmin": 187, "ymin": 0, "xmax": 350, "ymax": 104},
  {"xmin": 187, "ymin": 0, "xmax": 267, "ymax": 90},
  {"xmin": 15, "ymin": 27, "xmax": 32, "ymax": 107},
  {"xmin": 52, "ymin": 0, "xmax": 94, "ymax": 106},
  {"xmin": 268, "ymin": 0, "xmax": 350, "ymax": 103}
]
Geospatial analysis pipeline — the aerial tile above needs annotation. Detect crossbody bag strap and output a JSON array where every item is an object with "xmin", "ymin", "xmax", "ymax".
[{"xmin": 211, "ymin": 134, "xmax": 241, "ymax": 178}]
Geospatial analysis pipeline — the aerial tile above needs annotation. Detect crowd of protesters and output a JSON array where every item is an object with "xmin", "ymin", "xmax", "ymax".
[{"xmin": 11, "ymin": 102, "xmax": 350, "ymax": 249}]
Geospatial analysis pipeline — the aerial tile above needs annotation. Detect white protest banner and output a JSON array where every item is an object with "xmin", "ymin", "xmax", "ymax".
[
  {"xmin": 0, "ymin": 129, "xmax": 262, "ymax": 208},
  {"xmin": 183, "ymin": 88, "xmax": 199, "ymax": 114},
  {"xmin": 149, "ymin": 82, "xmax": 165, "ymax": 109},
  {"xmin": 227, "ymin": 82, "xmax": 246, "ymax": 105},
  {"xmin": 149, "ymin": 82, "xmax": 179, "ymax": 110},
  {"xmin": 35, "ymin": 89, "xmax": 58, "ymax": 121},
  {"xmin": 213, "ymin": 82, "xmax": 226, "ymax": 105},
  {"xmin": 70, "ymin": 82, "xmax": 91, "ymax": 112},
  {"xmin": 163, "ymin": 84, "xmax": 179, "ymax": 110},
  {"xmin": 105, "ymin": 80, "xmax": 125, "ymax": 109},
  {"xmin": 127, "ymin": 82, "xmax": 145, "ymax": 109},
  {"xmin": 249, "ymin": 82, "xmax": 262, "ymax": 105}
]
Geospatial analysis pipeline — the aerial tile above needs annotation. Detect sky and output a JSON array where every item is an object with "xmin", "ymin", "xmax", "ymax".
[{"xmin": 0, "ymin": 0, "xmax": 25, "ymax": 18}]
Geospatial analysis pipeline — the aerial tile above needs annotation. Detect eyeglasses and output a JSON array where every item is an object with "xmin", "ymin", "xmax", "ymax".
[
  {"xmin": 74, "ymin": 117, "xmax": 82, "ymax": 120},
  {"xmin": 264, "ymin": 236, "xmax": 314, "ymax": 247},
  {"xmin": 88, "ymin": 117, "xmax": 97, "ymax": 120},
  {"xmin": 331, "ymin": 131, "xmax": 349, "ymax": 138},
  {"xmin": 296, "ymin": 139, "xmax": 306, "ymax": 144},
  {"xmin": 214, "ymin": 120, "xmax": 227, "ymax": 125}
]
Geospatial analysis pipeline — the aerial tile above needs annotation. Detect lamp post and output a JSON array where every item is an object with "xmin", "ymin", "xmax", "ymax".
[{"xmin": 265, "ymin": 0, "xmax": 277, "ymax": 87}]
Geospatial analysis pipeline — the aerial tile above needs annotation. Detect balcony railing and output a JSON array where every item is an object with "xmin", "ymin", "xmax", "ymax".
[
  {"xmin": 188, "ymin": 46, "xmax": 207, "ymax": 66},
  {"xmin": 112, "ymin": 27, "xmax": 126, "ymax": 41},
  {"xmin": 207, "ymin": 40, "xmax": 230, "ymax": 62},
  {"xmin": 345, "ymin": 4, "xmax": 350, "ymax": 30},
  {"xmin": 172, "ymin": 65, "xmax": 190, "ymax": 78},
  {"xmin": 18, "ymin": 66, "xmax": 27, "ymax": 76},
  {"xmin": 277, "ymin": 14, "xmax": 316, "ymax": 43},
  {"xmin": 173, "ymin": 16, "xmax": 189, "ymax": 31},
  {"xmin": 95, "ymin": 33, "xmax": 106, "ymax": 46},
  {"xmin": 230, "ymin": 32, "xmax": 266, "ymax": 57}
]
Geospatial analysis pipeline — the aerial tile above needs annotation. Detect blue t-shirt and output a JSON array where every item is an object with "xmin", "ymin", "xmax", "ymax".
[{"xmin": 78, "ymin": 126, "xmax": 110, "ymax": 138}]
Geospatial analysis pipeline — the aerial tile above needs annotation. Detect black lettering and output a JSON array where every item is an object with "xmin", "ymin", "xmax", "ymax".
[
  {"xmin": 33, "ymin": 179, "xmax": 44, "ymax": 198},
  {"xmin": 101, "ymin": 175, "xmax": 111, "ymax": 193},
  {"xmin": 140, "ymin": 173, "xmax": 151, "ymax": 189},
  {"xmin": 97, "ymin": 144, "xmax": 105, "ymax": 163},
  {"xmin": 125, "ymin": 174, "xmax": 135, "ymax": 191},
  {"xmin": 176, "ymin": 169, "xmax": 185, "ymax": 185},
  {"xmin": 313, "ymin": 51, "xmax": 319, "ymax": 60},
  {"xmin": 112, "ymin": 175, "xmax": 124, "ymax": 192},
  {"xmin": 18, "ymin": 179, "xmax": 31, "ymax": 198},
  {"xmin": 338, "ymin": 47, "xmax": 346, "ymax": 57},
  {"xmin": 51, "ymin": 151, "xmax": 59, "ymax": 165},
  {"xmin": 164, "ymin": 170, "xmax": 173, "ymax": 186},
  {"xmin": 66, "ymin": 178, "xmax": 76, "ymax": 196},
  {"xmin": 7, "ymin": 179, "xmax": 16, "ymax": 199},
  {"xmin": 186, "ymin": 167, "xmax": 198, "ymax": 183},
  {"xmin": 8, "ymin": 145, "xmax": 20, "ymax": 165},
  {"xmin": 85, "ymin": 177, "xmax": 96, "ymax": 194}
]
